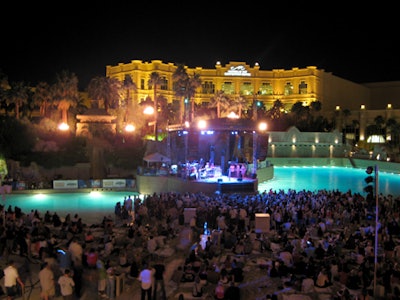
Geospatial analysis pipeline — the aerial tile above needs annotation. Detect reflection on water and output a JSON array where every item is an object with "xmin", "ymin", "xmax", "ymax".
[
  {"xmin": 3, "ymin": 167, "xmax": 400, "ymax": 225},
  {"xmin": 259, "ymin": 166, "xmax": 400, "ymax": 197}
]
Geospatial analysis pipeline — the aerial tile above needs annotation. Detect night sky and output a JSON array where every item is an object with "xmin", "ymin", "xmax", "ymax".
[{"xmin": 2, "ymin": 2, "xmax": 398, "ymax": 90}]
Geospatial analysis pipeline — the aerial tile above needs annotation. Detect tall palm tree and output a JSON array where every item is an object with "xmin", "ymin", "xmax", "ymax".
[
  {"xmin": 172, "ymin": 64, "xmax": 188, "ymax": 124},
  {"xmin": 122, "ymin": 74, "xmax": 137, "ymax": 122},
  {"xmin": 5, "ymin": 81, "xmax": 30, "ymax": 120},
  {"xmin": 187, "ymin": 73, "xmax": 202, "ymax": 121},
  {"xmin": 209, "ymin": 90, "xmax": 231, "ymax": 118},
  {"xmin": 172, "ymin": 65, "xmax": 202, "ymax": 123},
  {"xmin": 87, "ymin": 76, "xmax": 121, "ymax": 113},
  {"xmin": 230, "ymin": 94, "xmax": 248, "ymax": 118},
  {"xmin": 33, "ymin": 82, "xmax": 53, "ymax": 117},
  {"xmin": 148, "ymin": 72, "xmax": 162, "ymax": 141},
  {"xmin": 51, "ymin": 70, "xmax": 79, "ymax": 124}
]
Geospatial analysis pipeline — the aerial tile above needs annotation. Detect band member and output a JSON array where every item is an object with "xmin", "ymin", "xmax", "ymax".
[
  {"xmin": 240, "ymin": 164, "xmax": 247, "ymax": 178},
  {"xmin": 229, "ymin": 164, "xmax": 235, "ymax": 180}
]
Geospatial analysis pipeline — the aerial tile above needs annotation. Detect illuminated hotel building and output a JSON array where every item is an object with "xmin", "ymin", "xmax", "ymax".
[{"xmin": 106, "ymin": 60, "xmax": 400, "ymax": 145}]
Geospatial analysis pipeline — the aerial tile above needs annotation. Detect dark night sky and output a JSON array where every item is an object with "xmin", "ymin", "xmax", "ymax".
[{"xmin": 2, "ymin": 2, "xmax": 399, "ymax": 90}]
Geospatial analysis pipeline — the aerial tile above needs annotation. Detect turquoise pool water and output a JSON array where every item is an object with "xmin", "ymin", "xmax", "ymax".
[
  {"xmin": 3, "ymin": 191, "xmax": 139, "ymax": 225},
  {"xmin": 3, "ymin": 167, "xmax": 400, "ymax": 225},
  {"xmin": 259, "ymin": 166, "xmax": 400, "ymax": 196}
]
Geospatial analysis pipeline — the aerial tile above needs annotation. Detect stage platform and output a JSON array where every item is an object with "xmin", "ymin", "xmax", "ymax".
[{"xmin": 136, "ymin": 174, "xmax": 258, "ymax": 195}]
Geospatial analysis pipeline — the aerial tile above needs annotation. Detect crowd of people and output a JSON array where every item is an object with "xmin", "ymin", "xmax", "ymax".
[{"xmin": 1, "ymin": 187, "xmax": 400, "ymax": 299}]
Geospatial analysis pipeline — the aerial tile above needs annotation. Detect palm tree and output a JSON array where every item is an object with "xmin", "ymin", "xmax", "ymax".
[
  {"xmin": 290, "ymin": 101, "xmax": 310, "ymax": 130},
  {"xmin": 5, "ymin": 81, "xmax": 30, "ymax": 120},
  {"xmin": 87, "ymin": 76, "xmax": 121, "ymax": 113},
  {"xmin": 33, "ymin": 82, "xmax": 53, "ymax": 118},
  {"xmin": 266, "ymin": 99, "xmax": 287, "ymax": 130},
  {"xmin": 310, "ymin": 100, "xmax": 322, "ymax": 113},
  {"xmin": 122, "ymin": 74, "xmax": 137, "ymax": 122},
  {"xmin": 172, "ymin": 64, "xmax": 188, "ymax": 123},
  {"xmin": 149, "ymin": 72, "xmax": 162, "ymax": 141},
  {"xmin": 209, "ymin": 90, "xmax": 231, "ymax": 118},
  {"xmin": 230, "ymin": 95, "xmax": 248, "ymax": 118},
  {"xmin": 187, "ymin": 73, "xmax": 202, "ymax": 121},
  {"xmin": 51, "ymin": 70, "xmax": 80, "ymax": 124},
  {"xmin": 267, "ymin": 99, "xmax": 285, "ymax": 120},
  {"xmin": 172, "ymin": 64, "xmax": 202, "ymax": 123}
]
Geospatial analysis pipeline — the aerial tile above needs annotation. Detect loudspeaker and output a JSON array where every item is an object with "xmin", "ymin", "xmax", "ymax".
[
  {"xmin": 217, "ymin": 178, "xmax": 223, "ymax": 183},
  {"xmin": 237, "ymin": 178, "xmax": 242, "ymax": 182}
]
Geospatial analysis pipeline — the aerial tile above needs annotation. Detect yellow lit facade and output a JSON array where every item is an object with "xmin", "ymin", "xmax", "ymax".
[
  {"xmin": 107, "ymin": 60, "xmax": 325, "ymax": 111},
  {"xmin": 106, "ymin": 59, "xmax": 400, "ymax": 148}
]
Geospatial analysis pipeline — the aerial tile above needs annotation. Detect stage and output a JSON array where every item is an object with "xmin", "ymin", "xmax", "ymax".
[{"xmin": 135, "ymin": 167, "xmax": 274, "ymax": 195}]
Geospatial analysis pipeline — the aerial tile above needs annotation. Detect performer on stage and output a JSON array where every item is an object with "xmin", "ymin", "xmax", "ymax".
[{"xmin": 240, "ymin": 164, "xmax": 247, "ymax": 178}]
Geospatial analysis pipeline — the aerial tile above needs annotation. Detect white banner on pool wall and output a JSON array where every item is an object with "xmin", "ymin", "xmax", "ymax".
[
  {"xmin": 102, "ymin": 179, "xmax": 127, "ymax": 188},
  {"xmin": 53, "ymin": 180, "xmax": 79, "ymax": 189}
]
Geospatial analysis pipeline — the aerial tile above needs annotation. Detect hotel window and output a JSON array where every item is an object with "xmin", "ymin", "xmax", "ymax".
[
  {"xmin": 299, "ymin": 81, "xmax": 307, "ymax": 94},
  {"xmin": 149, "ymin": 76, "xmax": 168, "ymax": 90},
  {"xmin": 284, "ymin": 82, "xmax": 294, "ymax": 95},
  {"xmin": 160, "ymin": 76, "xmax": 168, "ymax": 90},
  {"xmin": 201, "ymin": 81, "xmax": 215, "ymax": 94},
  {"xmin": 259, "ymin": 82, "xmax": 273, "ymax": 95},
  {"xmin": 240, "ymin": 82, "xmax": 253, "ymax": 95},
  {"xmin": 140, "ymin": 79, "xmax": 145, "ymax": 90},
  {"xmin": 222, "ymin": 82, "xmax": 234, "ymax": 94}
]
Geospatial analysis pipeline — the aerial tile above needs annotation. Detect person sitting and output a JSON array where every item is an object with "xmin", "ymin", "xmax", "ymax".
[
  {"xmin": 314, "ymin": 243, "xmax": 326, "ymax": 261},
  {"xmin": 231, "ymin": 263, "xmax": 244, "ymax": 283},
  {"xmin": 192, "ymin": 275, "xmax": 204, "ymax": 298},
  {"xmin": 315, "ymin": 268, "xmax": 331, "ymax": 288},
  {"xmin": 215, "ymin": 281, "xmax": 225, "ymax": 299},
  {"xmin": 86, "ymin": 247, "xmax": 98, "ymax": 268},
  {"xmin": 225, "ymin": 281, "xmax": 241, "ymax": 300},
  {"xmin": 219, "ymin": 267, "xmax": 230, "ymax": 285},
  {"xmin": 182, "ymin": 264, "xmax": 196, "ymax": 282},
  {"xmin": 84, "ymin": 230, "xmax": 94, "ymax": 243}
]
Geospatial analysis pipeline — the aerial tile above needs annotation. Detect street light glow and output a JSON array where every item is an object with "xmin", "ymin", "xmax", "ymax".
[
  {"xmin": 143, "ymin": 106, "xmax": 154, "ymax": 115},
  {"xmin": 197, "ymin": 120, "xmax": 207, "ymax": 129},
  {"xmin": 258, "ymin": 122, "xmax": 267, "ymax": 131},
  {"xmin": 125, "ymin": 124, "xmax": 135, "ymax": 132},
  {"xmin": 58, "ymin": 122, "xmax": 69, "ymax": 131}
]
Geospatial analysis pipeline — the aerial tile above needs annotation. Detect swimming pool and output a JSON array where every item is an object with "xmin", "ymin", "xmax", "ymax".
[
  {"xmin": 3, "ymin": 166, "xmax": 400, "ymax": 225},
  {"xmin": 259, "ymin": 166, "xmax": 400, "ymax": 196},
  {"xmin": 3, "ymin": 191, "xmax": 139, "ymax": 225}
]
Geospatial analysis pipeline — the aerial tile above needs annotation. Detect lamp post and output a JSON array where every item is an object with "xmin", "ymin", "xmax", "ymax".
[
  {"xmin": 143, "ymin": 105, "xmax": 157, "ymax": 140},
  {"xmin": 252, "ymin": 121, "xmax": 268, "ymax": 179},
  {"xmin": 252, "ymin": 131, "xmax": 258, "ymax": 178}
]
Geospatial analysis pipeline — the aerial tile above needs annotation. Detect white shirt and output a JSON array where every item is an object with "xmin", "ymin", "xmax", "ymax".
[
  {"xmin": 58, "ymin": 274, "xmax": 75, "ymax": 296},
  {"xmin": 4, "ymin": 265, "xmax": 19, "ymax": 287}
]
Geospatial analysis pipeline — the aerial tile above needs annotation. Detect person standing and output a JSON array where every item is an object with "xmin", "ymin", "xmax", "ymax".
[
  {"xmin": 139, "ymin": 262, "xmax": 153, "ymax": 300},
  {"xmin": 68, "ymin": 237, "xmax": 83, "ymax": 268},
  {"xmin": 106, "ymin": 267, "xmax": 116, "ymax": 300},
  {"xmin": 225, "ymin": 281, "xmax": 241, "ymax": 300},
  {"xmin": 96, "ymin": 258, "xmax": 107, "ymax": 298},
  {"xmin": 3, "ymin": 259, "xmax": 25, "ymax": 300},
  {"xmin": 152, "ymin": 258, "xmax": 166, "ymax": 300},
  {"xmin": 57, "ymin": 269, "xmax": 75, "ymax": 300},
  {"xmin": 39, "ymin": 262, "xmax": 55, "ymax": 300}
]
